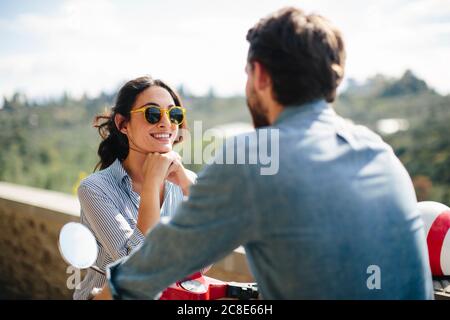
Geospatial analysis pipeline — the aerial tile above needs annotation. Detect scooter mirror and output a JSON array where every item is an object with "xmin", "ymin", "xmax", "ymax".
[{"xmin": 59, "ymin": 222, "xmax": 98, "ymax": 269}]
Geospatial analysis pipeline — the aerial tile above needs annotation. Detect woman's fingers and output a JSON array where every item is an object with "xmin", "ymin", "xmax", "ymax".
[
  {"xmin": 161, "ymin": 151, "xmax": 182, "ymax": 175},
  {"xmin": 143, "ymin": 152, "xmax": 174, "ymax": 183},
  {"xmin": 142, "ymin": 151, "xmax": 186, "ymax": 188},
  {"xmin": 163, "ymin": 150, "xmax": 182, "ymax": 163}
]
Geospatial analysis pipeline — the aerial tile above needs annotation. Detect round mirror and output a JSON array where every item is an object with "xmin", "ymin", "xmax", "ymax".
[
  {"xmin": 58, "ymin": 222, "xmax": 98, "ymax": 269},
  {"xmin": 180, "ymin": 280, "xmax": 207, "ymax": 293}
]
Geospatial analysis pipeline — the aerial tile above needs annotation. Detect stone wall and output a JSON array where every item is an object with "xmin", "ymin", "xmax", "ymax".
[
  {"xmin": 0, "ymin": 182, "xmax": 80, "ymax": 299},
  {"xmin": 0, "ymin": 182, "xmax": 252, "ymax": 299}
]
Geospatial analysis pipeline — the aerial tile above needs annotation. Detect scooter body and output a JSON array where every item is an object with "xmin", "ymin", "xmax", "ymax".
[{"xmin": 58, "ymin": 222, "xmax": 258, "ymax": 300}]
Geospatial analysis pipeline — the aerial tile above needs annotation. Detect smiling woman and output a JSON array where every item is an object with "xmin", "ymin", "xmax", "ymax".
[
  {"xmin": 94, "ymin": 77, "xmax": 188, "ymax": 170},
  {"xmin": 73, "ymin": 76, "xmax": 197, "ymax": 300}
]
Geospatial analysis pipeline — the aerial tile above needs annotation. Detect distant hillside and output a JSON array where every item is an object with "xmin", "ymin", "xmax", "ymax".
[
  {"xmin": 335, "ymin": 70, "xmax": 450, "ymax": 203},
  {"xmin": 1, "ymin": 70, "xmax": 449, "ymax": 203},
  {"xmin": 0, "ymin": 91, "xmax": 250, "ymax": 194}
]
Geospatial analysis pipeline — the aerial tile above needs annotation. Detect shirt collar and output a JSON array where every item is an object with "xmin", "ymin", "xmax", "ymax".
[
  {"xmin": 274, "ymin": 99, "xmax": 331, "ymax": 126},
  {"xmin": 109, "ymin": 158, "xmax": 129, "ymax": 183}
]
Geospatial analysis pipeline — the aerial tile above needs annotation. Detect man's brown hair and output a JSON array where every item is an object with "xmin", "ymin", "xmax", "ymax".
[{"xmin": 246, "ymin": 7, "xmax": 346, "ymax": 106}]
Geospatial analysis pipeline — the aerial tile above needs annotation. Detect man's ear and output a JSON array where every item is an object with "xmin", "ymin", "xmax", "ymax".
[
  {"xmin": 114, "ymin": 113, "xmax": 128, "ymax": 135},
  {"xmin": 252, "ymin": 61, "xmax": 272, "ymax": 92}
]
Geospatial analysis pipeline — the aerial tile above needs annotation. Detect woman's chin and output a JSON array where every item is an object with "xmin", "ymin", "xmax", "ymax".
[{"xmin": 151, "ymin": 145, "xmax": 172, "ymax": 153}]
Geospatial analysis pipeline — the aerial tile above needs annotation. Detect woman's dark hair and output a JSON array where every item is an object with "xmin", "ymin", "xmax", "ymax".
[
  {"xmin": 246, "ymin": 7, "xmax": 346, "ymax": 106},
  {"xmin": 94, "ymin": 76, "xmax": 186, "ymax": 171}
]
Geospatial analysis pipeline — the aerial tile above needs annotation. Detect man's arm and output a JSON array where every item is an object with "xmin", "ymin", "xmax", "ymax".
[{"xmin": 106, "ymin": 161, "xmax": 257, "ymax": 299}]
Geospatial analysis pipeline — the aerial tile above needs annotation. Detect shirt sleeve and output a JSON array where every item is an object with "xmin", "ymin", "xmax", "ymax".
[
  {"xmin": 106, "ymin": 161, "xmax": 257, "ymax": 299},
  {"xmin": 78, "ymin": 184, "xmax": 145, "ymax": 262}
]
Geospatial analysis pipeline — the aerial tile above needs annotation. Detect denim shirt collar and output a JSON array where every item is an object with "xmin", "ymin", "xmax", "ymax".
[{"xmin": 274, "ymin": 99, "xmax": 331, "ymax": 126}]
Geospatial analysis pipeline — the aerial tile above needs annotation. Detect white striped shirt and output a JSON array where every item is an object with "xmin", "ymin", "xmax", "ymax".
[{"xmin": 73, "ymin": 159, "xmax": 185, "ymax": 300}]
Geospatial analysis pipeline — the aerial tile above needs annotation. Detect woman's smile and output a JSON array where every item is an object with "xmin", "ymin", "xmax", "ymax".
[{"xmin": 149, "ymin": 132, "xmax": 173, "ymax": 144}]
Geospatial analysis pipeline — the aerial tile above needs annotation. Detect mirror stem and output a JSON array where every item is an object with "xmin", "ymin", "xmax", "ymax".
[{"xmin": 90, "ymin": 265, "xmax": 106, "ymax": 276}]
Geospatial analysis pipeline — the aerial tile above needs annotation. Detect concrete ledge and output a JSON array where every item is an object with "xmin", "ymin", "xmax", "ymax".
[
  {"xmin": 0, "ymin": 182, "xmax": 80, "ymax": 217},
  {"xmin": 0, "ymin": 182, "xmax": 80, "ymax": 299},
  {"xmin": 206, "ymin": 246, "xmax": 253, "ymax": 283},
  {"xmin": 0, "ymin": 181, "xmax": 252, "ymax": 299}
]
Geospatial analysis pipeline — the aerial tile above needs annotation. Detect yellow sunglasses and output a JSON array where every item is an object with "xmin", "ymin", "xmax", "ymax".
[{"xmin": 130, "ymin": 105, "xmax": 186, "ymax": 125}]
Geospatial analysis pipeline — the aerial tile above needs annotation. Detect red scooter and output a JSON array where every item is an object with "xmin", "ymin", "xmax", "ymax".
[
  {"xmin": 59, "ymin": 222, "xmax": 258, "ymax": 300},
  {"xmin": 159, "ymin": 271, "xmax": 258, "ymax": 300}
]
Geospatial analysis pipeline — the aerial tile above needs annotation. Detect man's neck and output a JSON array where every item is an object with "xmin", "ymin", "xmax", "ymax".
[{"xmin": 266, "ymin": 101, "xmax": 284, "ymax": 125}]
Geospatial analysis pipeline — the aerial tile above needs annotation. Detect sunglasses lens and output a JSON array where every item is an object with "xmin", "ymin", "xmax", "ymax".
[
  {"xmin": 145, "ymin": 107, "xmax": 161, "ymax": 124},
  {"xmin": 169, "ymin": 108, "xmax": 184, "ymax": 125}
]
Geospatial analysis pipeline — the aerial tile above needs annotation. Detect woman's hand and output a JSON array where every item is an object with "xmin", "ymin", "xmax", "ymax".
[
  {"xmin": 165, "ymin": 151, "xmax": 196, "ymax": 196},
  {"xmin": 137, "ymin": 151, "xmax": 195, "ymax": 235},
  {"xmin": 92, "ymin": 285, "xmax": 112, "ymax": 300},
  {"xmin": 141, "ymin": 151, "xmax": 177, "ymax": 191},
  {"xmin": 137, "ymin": 152, "xmax": 178, "ymax": 235}
]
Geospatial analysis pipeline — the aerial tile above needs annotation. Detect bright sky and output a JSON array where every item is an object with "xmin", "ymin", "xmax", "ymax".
[{"xmin": 1, "ymin": 0, "xmax": 450, "ymax": 100}]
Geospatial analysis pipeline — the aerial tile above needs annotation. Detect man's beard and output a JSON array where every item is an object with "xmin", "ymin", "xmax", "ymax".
[{"xmin": 246, "ymin": 90, "xmax": 270, "ymax": 128}]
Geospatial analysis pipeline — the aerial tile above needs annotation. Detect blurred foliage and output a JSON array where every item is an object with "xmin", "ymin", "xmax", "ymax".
[
  {"xmin": 335, "ymin": 70, "xmax": 450, "ymax": 204},
  {"xmin": 0, "ymin": 89, "xmax": 250, "ymax": 194},
  {"xmin": 0, "ymin": 70, "xmax": 449, "ymax": 205}
]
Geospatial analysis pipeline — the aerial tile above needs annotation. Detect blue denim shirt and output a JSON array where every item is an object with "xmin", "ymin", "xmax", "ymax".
[{"xmin": 107, "ymin": 99, "xmax": 433, "ymax": 299}]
